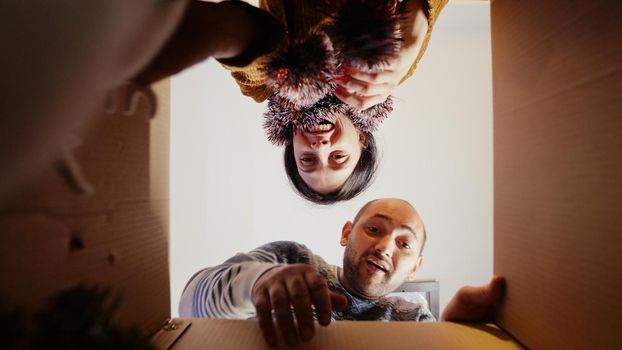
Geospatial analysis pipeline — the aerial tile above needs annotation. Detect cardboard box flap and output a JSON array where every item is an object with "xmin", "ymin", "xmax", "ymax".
[
  {"xmin": 492, "ymin": 0, "xmax": 622, "ymax": 349},
  {"xmin": 161, "ymin": 319, "xmax": 522, "ymax": 350},
  {"xmin": 152, "ymin": 319, "xmax": 192, "ymax": 350},
  {"xmin": 0, "ymin": 81, "xmax": 171, "ymax": 335}
]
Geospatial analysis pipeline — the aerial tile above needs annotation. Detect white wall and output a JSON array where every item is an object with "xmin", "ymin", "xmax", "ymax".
[{"xmin": 170, "ymin": 1, "xmax": 492, "ymax": 317}]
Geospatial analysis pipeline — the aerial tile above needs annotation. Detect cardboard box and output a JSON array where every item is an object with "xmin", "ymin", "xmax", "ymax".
[
  {"xmin": 0, "ymin": 81, "xmax": 171, "ymax": 336},
  {"xmin": 1, "ymin": 0, "xmax": 620, "ymax": 349},
  {"xmin": 491, "ymin": 1, "xmax": 622, "ymax": 348}
]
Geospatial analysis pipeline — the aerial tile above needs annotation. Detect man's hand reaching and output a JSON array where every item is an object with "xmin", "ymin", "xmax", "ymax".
[
  {"xmin": 441, "ymin": 275, "xmax": 506, "ymax": 322},
  {"xmin": 251, "ymin": 264, "xmax": 348, "ymax": 347}
]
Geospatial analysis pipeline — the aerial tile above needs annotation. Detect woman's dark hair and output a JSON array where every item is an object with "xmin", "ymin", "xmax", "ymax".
[{"xmin": 284, "ymin": 133, "xmax": 378, "ymax": 205}]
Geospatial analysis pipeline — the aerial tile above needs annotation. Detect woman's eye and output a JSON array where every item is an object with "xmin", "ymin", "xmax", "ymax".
[
  {"xmin": 300, "ymin": 156, "xmax": 314, "ymax": 164},
  {"xmin": 401, "ymin": 242, "xmax": 412, "ymax": 250},
  {"xmin": 331, "ymin": 153, "xmax": 348, "ymax": 163}
]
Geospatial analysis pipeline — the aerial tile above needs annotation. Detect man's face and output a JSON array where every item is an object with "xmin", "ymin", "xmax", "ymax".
[{"xmin": 340, "ymin": 199, "xmax": 425, "ymax": 299}]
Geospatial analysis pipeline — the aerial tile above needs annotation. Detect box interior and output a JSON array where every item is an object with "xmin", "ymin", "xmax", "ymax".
[{"xmin": 1, "ymin": 0, "xmax": 620, "ymax": 349}]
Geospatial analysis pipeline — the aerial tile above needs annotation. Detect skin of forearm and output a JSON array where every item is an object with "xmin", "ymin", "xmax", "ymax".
[
  {"xmin": 399, "ymin": 0, "xmax": 429, "ymax": 59},
  {"xmin": 132, "ymin": 0, "xmax": 256, "ymax": 85},
  {"xmin": 205, "ymin": 1, "xmax": 257, "ymax": 60}
]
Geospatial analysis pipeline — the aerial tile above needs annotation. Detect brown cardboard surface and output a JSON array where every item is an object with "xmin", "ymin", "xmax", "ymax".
[
  {"xmin": 152, "ymin": 319, "xmax": 192, "ymax": 350},
  {"xmin": 2, "ymin": 0, "xmax": 620, "ymax": 347},
  {"xmin": 0, "ymin": 1, "xmax": 186, "ymax": 199},
  {"xmin": 160, "ymin": 319, "xmax": 522, "ymax": 350},
  {"xmin": 0, "ymin": 81, "xmax": 170, "ymax": 334},
  {"xmin": 492, "ymin": 0, "xmax": 622, "ymax": 349}
]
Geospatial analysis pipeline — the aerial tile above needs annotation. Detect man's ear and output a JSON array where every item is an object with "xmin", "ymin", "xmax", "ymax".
[
  {"xmin": 407, "ymin": 255, "xmax": 424, "ymax": 281},
  {"xmin": 341, "ymin": 221, "xmax": 353, "ymax": 246}
]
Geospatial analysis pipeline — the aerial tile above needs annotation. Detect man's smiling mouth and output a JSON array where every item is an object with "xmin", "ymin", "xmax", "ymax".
[{"xmin": 366, "ymin": 259, "xmax": 388, "ymax": 273}]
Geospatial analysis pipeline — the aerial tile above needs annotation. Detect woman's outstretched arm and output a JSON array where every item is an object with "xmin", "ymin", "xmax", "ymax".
[{"xmin": 132, "ymin": 0, "xmax": 283, "ymax": 85}]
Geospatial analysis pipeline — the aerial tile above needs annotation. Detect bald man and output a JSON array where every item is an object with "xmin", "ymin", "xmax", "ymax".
[{"xmin": 179, "ymin": 198, "xmax": 504, "ymax": 347}]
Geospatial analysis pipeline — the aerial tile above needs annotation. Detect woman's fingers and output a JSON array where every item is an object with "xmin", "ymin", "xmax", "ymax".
[
  {"xmin": 335, "ymin": 86, "xmax": 389, "ymax": 110},
  {"xmin": 335, "ymin": 75, "xmax": 395, "ymax": 96},
  {"xmin": 334, "ymin": 67, "xmax": 398, "ymax": 110},
  {"xmin": 344, "ymin": 68, "xmax": 399, "ymax": 85}
]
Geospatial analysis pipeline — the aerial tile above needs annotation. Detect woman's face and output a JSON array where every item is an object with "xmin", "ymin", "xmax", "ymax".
[{"xmin": 292, "ymin": 115, "xmax": 366, "ymax": 194}]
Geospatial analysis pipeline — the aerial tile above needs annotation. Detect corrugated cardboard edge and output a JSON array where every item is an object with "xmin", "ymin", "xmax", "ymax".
[
  {"xmin": 152, "ymin": 319, "xmax": 192, "ymax": 350},
  {"xmin": 492, "ymin": 0, "xmax": 622, "ymax": 348},
  {"xmin": 165, "ymin": 319, "xmax": 523, "ymax": 349}
]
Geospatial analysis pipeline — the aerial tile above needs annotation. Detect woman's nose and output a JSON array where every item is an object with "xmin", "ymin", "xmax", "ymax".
[{"xmin": 310, "ymin": 136, "xmax": 330, "ymax": 149}]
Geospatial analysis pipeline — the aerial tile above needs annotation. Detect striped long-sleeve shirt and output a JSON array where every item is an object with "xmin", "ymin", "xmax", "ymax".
[{"xmin": 179, "ymin": 241, "xmax": 434, "ymax": 322}]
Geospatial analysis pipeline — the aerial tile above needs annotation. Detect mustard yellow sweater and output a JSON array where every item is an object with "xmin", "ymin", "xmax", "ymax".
[{"xmin": 226, "ymin": 0, "xmax": 448, "ymax": 103}]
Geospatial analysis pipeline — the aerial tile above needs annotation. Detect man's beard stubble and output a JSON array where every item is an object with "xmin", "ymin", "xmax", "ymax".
[{"xmin": 342, "ymin": 243, "xmax": 395, "ymax": 299}]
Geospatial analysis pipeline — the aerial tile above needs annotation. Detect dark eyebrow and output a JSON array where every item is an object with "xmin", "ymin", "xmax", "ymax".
[
  {"xmin": 299, "ymin": 166, "xmax": 316, "ymax": 174},
  {"xmin": 370, "ymin": 214, "xmax": 418, "ymax": 241}
]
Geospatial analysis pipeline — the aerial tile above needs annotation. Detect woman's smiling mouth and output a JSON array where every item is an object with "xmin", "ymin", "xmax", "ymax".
[{"xmin": 305, "ymin": 119, "xmax": 335, "ymax": 133}]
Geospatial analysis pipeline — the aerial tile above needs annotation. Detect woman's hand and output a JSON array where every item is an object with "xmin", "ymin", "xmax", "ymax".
[{"xmin": 334, "ymin": 0, "xmax": 429, "ymax": 110}]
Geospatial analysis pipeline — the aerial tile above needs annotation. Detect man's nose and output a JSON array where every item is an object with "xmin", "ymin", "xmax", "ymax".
[{"xmin": 374, "ymin": 234, "xmax": 395, "ymax": 258}]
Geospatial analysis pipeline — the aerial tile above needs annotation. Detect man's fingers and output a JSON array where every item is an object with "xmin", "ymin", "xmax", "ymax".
[
  {"xmin": 304, "ymin": 270, "xmax": 333, "ymax": 327},
  {"xmin": 254, "ymin": 290, "xmax": 278, "ymax": 347},
  {"xmin": 463, "ymin": 275, "xmax": 506, "ymax": 306},
  {"xmin": 330, "ymin": 292, "xmax": 348, "ymax": 311},
  {"xmin": 269, "ymin": 283, "xmax": 299, "ymax": 346},
  {"xmin": 252, "ymin": 265, "xmax": 352, "ymax": 346},
  {"xmin": 285, "ymin": 276, "xmax": 315, "ymax": 342},
  {"xmin": 484, "ymin": 275, "xmax": 505, "ymax": 304},
  {"xmin": 441, "ymin": 276, "xmax": 506, "ymax": 322}
]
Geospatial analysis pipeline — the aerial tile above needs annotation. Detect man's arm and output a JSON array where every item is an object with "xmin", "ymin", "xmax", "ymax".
[
  {"xmin": 178, "ymin": 244, "xmax": 282, "ymax": 319},
  {"xmin": 179, "ymin": 241, "xmax": 347, "ymax": 347}
]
